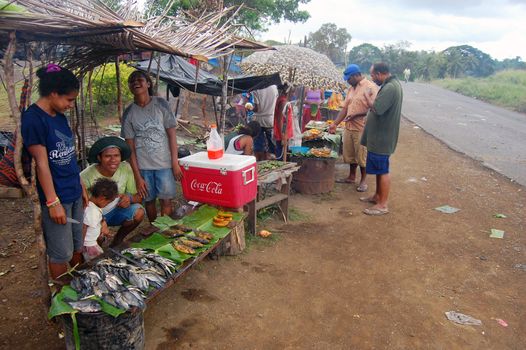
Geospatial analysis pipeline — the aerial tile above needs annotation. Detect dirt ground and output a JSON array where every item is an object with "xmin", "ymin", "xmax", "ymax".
[{"xmin": 0, "ymin": 118, "xmax": 525, "ymax": 349}]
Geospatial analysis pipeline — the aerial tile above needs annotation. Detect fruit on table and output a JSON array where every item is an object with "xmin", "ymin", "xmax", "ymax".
[
  {"xmin": 258, "ymin": 230, "xmax": 272, "ymax": 238},
  {"xmin": 213, "ymin": 212, "xmax": 233, "ymax": 227}
]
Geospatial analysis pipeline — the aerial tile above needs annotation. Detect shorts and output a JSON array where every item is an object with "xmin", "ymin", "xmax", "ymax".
[
  {"xmin": 366, "ymin": 151, "xmax": 390, "ymax": 175},
  {"xmin": 140, "ymin": 168, "xmax": 177, "ymax": 202},
  {"xmin": 254, "ymin": 127, "xmax": 276, "ymax": 154},
  {"xmin": 343, "ymin": 129, "xmax": 367, "ymax": 167},
  {"xmin": 41, "ymin": 197, "xmax": 83, "ymax": 264},
  {"xmin": 104, "ymin": 203, "xmax": 143, "ymax": 226}
]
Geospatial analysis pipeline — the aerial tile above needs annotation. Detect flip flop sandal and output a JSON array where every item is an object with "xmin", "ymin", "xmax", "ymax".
[
  {"xmin": 356, "ymin": 184, "xmax": 368, "ymax": 192},
  {"xmin": 359, "ymin": 196, "xmax": 377, "ymax": 203},
  {"xmin": 336, "ymin": 178, "xmax": 355, "ymax": 184},
  {"xmin": 363, "ymin": 207, "xmax": 389, "ymax": 216}
]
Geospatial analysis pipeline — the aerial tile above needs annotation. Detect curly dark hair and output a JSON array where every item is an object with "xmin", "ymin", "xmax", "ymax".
[
  {"xmin": 36, "ymin": 65, "xmax": 79, "ymax": 97},
  {"xmin": 238, "ymin": 121, "xmax": 261, "ymax": 137},
  {"xmin": 90, "ymin": 178, "xmax": 118, "ymax": 200}
]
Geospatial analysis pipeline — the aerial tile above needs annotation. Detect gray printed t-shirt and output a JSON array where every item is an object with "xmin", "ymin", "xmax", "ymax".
[{"xmin": 122, "ymin": 97, "xmax": 177, "ymax": 170}]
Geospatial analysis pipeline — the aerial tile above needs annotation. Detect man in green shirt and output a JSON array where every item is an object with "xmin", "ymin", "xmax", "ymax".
[
  {"xmin": 360, "ymin": 63, "xmax": 403, "ymax": 215},
  {"xmin": 81, "ymin": 136, "xmax": 145, "ymax": 246}
]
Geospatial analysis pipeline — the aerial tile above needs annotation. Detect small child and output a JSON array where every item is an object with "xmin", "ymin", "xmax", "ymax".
[{"xmin": 83, "ymin": 178, "xmax": 118, "ymax": 261}]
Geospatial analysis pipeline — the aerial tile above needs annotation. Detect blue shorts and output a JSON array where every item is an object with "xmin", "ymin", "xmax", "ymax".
[
  {"xmin": 104, "ymin": 203, "xmax": 143, "ymax": 226},
  {"xmin": 254, "ymin": 127, "xmax": 276, "ymax": 154},
  {"xmin": 41, "ymin": 197, "xmax": 83, "ymax": 264},
  {"xmin": 366, "ymin": 151, "xmax": 390, "ymax": 175},
  {"xmin": 140, "ymin": 168, "xmax": 177, "ymax": 202}
]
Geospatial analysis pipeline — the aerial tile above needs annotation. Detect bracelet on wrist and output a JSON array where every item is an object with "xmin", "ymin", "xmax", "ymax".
[{"xmin": 46, "ymin": 197, "xmax": 60, "ymax": 208}]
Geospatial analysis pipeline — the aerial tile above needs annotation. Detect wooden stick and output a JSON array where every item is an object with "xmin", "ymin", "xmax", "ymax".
[
  {"xmin": 115, "ymin": 56, "xmax": 123, "ymax": 123},
  {"xmin": 87, "ymin": 69, "xmax": 99, "ymax": 135}
]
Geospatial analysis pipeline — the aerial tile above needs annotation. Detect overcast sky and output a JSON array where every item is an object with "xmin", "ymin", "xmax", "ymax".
[{"xmin": 258, "ymin": 0, "xmax": 526, "ymax": 60}]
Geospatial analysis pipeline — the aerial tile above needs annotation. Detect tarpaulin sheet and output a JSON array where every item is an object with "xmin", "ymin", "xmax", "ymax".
[{"xmin": 133, "ymin": 55, "xmax": 281, "ymax": 97}]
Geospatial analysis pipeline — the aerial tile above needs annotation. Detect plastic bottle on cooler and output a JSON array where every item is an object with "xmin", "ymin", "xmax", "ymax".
[{"xmin": 206, "ymin": 123, "xmax": 224, "ymax": 159}]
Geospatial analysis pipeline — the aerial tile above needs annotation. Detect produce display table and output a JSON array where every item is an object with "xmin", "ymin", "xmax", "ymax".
[
  {"xmin": 53, "ymin": 206, "xmax": 245, "ymax": 350},
  {"xmin": 246, "ymin": 161, "xmax": 300, "ymax": 235}
]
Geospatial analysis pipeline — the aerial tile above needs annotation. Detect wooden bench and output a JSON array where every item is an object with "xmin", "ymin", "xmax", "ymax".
[{"xmin": 246, "ymin": 163, "xmax": 299, "ymax": 235}]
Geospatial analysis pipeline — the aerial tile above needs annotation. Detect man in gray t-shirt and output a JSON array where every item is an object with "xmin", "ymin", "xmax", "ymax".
[
  {"xmin": 122, "ymin": 96, "xmax": 177, "ymax": 170},
  {"xmin": 251, "ymin": 85, "xmax": 278, "ymax": 160},
  {"xmin": 123, "ymin": 71, "xmax": 182, "ymax": 223}
]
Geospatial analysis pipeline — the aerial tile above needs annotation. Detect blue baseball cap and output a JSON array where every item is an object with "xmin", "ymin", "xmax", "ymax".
[{"xmin": 343, "ymin": 64, "xmax": 361, "ymax": 81}]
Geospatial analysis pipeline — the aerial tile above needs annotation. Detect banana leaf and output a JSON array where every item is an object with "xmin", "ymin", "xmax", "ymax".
[
  {"xmin": 130, "ymin": 233, "xmax": 171, "ymax": 250},
  {"xmin": 48, "ymin": 286, "xmax": 78, "ymax": 319},
  {"xmin": 152, "ymin": 215, "xmax": 180, "ymax": 232},
  {"xmin": 0, "ymin": 0, "xmax": 28, "ymax": 12}
]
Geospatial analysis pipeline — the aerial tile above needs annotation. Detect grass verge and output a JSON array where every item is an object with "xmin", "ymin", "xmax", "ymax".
[{"xmin": 433, "ymin": 69, "xmax": 526, "ymax": 113}]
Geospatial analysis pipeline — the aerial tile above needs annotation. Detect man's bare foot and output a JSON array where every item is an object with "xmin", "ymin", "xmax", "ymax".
[{"xmin": 359, "ymin": 196, "xmax": 377, "ymax": 204}]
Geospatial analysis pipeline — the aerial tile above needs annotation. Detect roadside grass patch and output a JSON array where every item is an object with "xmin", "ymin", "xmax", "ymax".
[{"xmin": 434, "ymin": 69, "xmax": 526, "ymax": 113}]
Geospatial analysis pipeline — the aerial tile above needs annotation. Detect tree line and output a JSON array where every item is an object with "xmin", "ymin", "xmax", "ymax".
[{"xmin": 302, "ymin": 23, "xmax": 526, "ymax": 81}]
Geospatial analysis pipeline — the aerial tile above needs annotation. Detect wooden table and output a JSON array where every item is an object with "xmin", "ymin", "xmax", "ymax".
[{"xmin": 246, "ymin": 162, "xmax": 300, "ymax": 235}]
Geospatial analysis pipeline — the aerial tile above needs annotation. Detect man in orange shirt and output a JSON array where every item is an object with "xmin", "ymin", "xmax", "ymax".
[{"xmin": 329, "ymin": 64, "xmax": 378, "ymax": 192}]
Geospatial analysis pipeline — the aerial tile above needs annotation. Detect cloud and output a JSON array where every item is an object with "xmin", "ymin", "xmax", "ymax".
[{"xmin": 259, "ymin": 0, "xmax": 526, "ymax": 60}]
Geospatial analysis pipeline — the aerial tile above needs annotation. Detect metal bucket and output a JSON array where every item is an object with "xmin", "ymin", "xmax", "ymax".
[
  {"xmin": 290, "ymin": 156, "xmax": 336, "ymax": 194},
  {"xmin": 61, "ymin": 308, "xmax": 145, "ymax": 350}
]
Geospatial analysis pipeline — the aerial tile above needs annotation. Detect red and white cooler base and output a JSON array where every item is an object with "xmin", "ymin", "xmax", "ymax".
[{"xmin": 179, "ymin": 152, "xmax": 257, "ymax": 208}]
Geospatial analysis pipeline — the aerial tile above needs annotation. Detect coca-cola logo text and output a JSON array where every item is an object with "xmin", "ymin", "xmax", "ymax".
[{"xmin": 190, "ymin": 179, "xmax": 223, "ymax": 194}]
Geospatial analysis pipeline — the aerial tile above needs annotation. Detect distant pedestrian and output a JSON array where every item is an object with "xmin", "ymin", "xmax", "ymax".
[
  {"xmin": 360, "ymin": 63, "xmax": 403, "ymax": 215},
  {"xmin": 403, "ymin": 68, "xmax": 411, "ymax": 83}
]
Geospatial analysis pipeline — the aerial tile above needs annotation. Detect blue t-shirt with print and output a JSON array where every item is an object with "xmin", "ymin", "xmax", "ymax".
[{"xmin": 21, "ymin": 104, "xmax": 82, "ymax": 204}]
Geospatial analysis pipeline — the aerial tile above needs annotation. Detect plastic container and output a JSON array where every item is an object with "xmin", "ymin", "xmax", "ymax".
[
  {"xmin": 179, "ymin": 152, "xmax": 257, "ymax": 208},
  {"xmin": 289, "ymin": 146, "xmax": 310, "ymax": 154},
  {"xmin": 206, "ymin": 124, "xmax": 224, "ymax": 159}
]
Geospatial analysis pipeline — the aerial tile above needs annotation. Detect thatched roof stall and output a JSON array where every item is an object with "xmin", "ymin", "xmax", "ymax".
[
  {"xmin": 1, "ymin": 0, "xmax": 272, "ymax": 317},
  {"xmin": 1, "ymin": 0, "xmax": 271, "ymax": 71}
]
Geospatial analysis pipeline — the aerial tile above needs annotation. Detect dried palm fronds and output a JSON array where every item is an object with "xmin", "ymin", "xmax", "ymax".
[{"xmin": 1, "ymin": 0, "xmax": 271, "ymax": 72}]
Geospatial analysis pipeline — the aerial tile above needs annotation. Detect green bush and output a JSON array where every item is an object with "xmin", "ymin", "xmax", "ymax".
[{"xmin": 89, "ymin": 63, "xmax": 135, "ymax": 106}]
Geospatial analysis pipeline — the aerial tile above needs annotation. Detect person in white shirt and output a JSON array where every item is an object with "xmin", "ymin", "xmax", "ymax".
[
  {"xmin": 251, "ymin": 85, "xmax": 279, "ymax": 160},
  {"xmin": 82, "ymin": 178, "xmax": 118, "ymax": 261}
]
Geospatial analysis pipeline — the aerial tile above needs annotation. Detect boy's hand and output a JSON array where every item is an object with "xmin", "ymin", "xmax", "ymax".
[
  {"xmin": 173, "ymin": 163, "xmax": 183, "ymax": 181},
  {"xmin": 101, "ymin": 220, "xmax": 110, "ymax": 236},
  {"xmin": 136, "ymin": 177, "xmax": 148, "ymax": 198},
  {"xmin": 328, "ymin": 124, "xmax": 337, "ymax": 134},
  {"xmin": 117, "ymin": 194, "xmax": 131, "ymax": 208}
]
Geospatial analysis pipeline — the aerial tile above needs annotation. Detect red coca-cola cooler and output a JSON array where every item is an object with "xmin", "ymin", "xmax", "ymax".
[{"xmin": 179, "ymin": 152, "xmax": 257, "ymax": 208}]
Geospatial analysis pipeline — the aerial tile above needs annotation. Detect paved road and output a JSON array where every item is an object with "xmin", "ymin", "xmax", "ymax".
[{"xmin": 401, "ymin": 82, "xmax": 526, "ymax": 186}]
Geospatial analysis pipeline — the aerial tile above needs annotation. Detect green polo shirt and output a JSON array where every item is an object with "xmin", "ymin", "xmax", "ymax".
[{"xmin": 361, "ymin": 76, "xmax": 403, "ymax": 155}]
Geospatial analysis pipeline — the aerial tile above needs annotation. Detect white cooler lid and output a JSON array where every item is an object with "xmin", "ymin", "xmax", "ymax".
[{"xmin": 179, "ymin": 152, "xmax": 256, "ymax": 171}]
